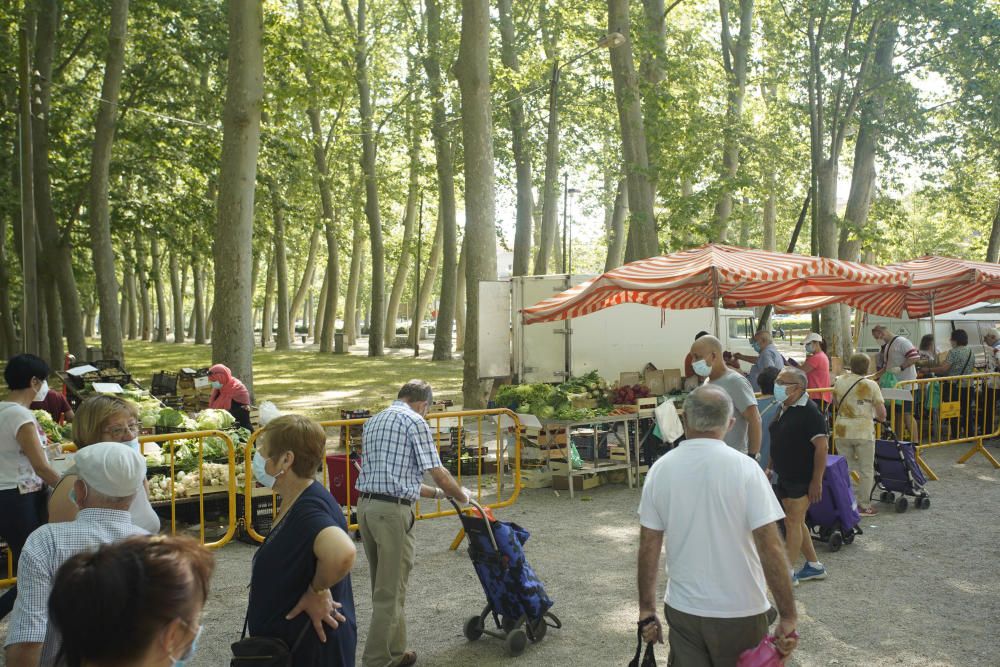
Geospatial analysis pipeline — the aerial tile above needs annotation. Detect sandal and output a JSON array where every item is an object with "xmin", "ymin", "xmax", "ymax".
[{"xmin": 859, "ymin": 506, "xmax": 878, "ymax": 516}]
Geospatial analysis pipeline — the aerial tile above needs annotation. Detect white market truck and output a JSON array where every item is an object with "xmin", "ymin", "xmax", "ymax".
[{"xmin": 477, "ymin": 274, "xmax": 759, "ymax": 384}]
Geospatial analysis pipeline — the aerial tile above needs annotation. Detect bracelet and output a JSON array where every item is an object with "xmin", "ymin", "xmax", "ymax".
[{"xmin": 310, "ymin": 582, "xmax": 327, "ymax": 595}]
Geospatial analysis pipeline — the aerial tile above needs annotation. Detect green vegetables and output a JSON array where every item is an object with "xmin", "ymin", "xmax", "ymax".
[
  {"xmin": 33, "ymin": 410, "xmax": 64, "ymax": 443},
  {"xmin": 496, "ymin": 371, "xmax": 613, "ymax": 421},
  {"xmin": 156, "ymin": 407, "xmax": 186, "ymax": 428}
]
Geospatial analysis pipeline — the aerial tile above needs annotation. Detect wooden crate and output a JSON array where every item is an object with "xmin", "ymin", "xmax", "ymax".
[
  {"xmin": 552, "ymin": 473, "xmax": 602, "ymax": 491},
  {"xmin": 519, "ymin": 467, "xmax": 553, "ymax": 489}
]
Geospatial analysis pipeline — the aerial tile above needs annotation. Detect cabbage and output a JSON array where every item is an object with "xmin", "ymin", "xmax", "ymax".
[
  {"xmin": 194, "ymin": 409, "xmax": 235, "ymax": 431},
  {"xmin": 156, "ymin": 408, "xmax": 186, "ymax": 428}
]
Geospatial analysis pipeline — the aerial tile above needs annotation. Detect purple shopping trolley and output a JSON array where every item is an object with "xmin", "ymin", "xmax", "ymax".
[
  {"xmin": 872, "ymin": 424, "xmax": 930, "ymax": 513},
  {"xmin": 805, "ymin": 455, "xmax": 862, "ymax": 552}
]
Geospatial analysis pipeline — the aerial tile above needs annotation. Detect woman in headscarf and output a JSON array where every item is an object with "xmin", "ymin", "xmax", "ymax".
[{"xmin": 207, "ymin": 364, "xmax": 252, "ymax": 430}]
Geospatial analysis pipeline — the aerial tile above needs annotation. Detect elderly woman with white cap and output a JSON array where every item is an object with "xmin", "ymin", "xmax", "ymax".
[
  {"xmin": 4, "ymin": 442, "xmax": 150, "ymax": 667},
  {"xmin": 800, "ymin": 332, "xmax": 832, "ymax": 412}
]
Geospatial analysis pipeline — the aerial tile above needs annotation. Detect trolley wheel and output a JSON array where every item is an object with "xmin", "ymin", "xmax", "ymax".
[
  {"xmin": 505, "ymin": 628, "xmax": 528, "ymax": 656},
  {"xmin": 895, "ymin": 497, "xmax": 908, "ymax": 513},
  {"xmin": 843, "ymin": 532, "xmax": 856, "ymax": 545},
  {"xmin": 501, "ymin": 616, "xmax": 519, "ymax": 633},
  {"xmin": 463, "ymin": 616, "xmax": 484, "ymax": 642},
  {"xmin": 829, "ymin": 531, "xmax": 843, "ymax": 552},
  {"xmin": 528, "ymin": 617, "xmax": 548, "ymax": 643},
  {"xmin": 886, "ymin": 492, "xmax": 896, "ymax": 503},
  {"xmin": 920, "ymin": 497, "xmax": 931, "ymax": 509},
  {"xmin": 879, "ymin": 491, "xmax": 889, "ymax": 503}
]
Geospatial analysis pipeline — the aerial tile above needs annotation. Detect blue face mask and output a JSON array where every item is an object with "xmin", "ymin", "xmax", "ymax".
[
  {"xmin": 210, "ymin": 380, "xmax": 223, "ymax": 389},
  {"xmin": 774, "ymin": 384, "xmax": 789, "ymax": 402},
  {"xmin": 170, "ymin": 623, "xmax": 203, "ymax": 667},
  {"xmin": 751, "ymin": 341, "xmax": 762, "ymax": 353},
  {"xmin": 252, "ymin": 451, "xmax": 277, "ymax": 488},
  {"xmin": 123, "ymin": 438, "xmax": 141, "ymax": 453},
  {"xmin": 68, "ymin": 482, "xmax": 86, "ymax": 508},
  {"xmin": 805, "ymin": 343, "xmax": 814, "ymax": 353},
  {"xmin": 692, "ymin": 359, "xmax": 712, "ymax": 377}
]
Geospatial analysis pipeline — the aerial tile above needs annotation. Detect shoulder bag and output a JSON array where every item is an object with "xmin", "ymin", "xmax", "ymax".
[
  {"xmin": 627, "ymin": 619, "xmax": 658, "ymax": 667},
  {"xmin": 231, "ymin": 613, "xmax": 309, "ymax": 666}
]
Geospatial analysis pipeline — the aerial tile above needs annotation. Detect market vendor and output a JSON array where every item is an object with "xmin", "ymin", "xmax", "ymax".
[
  {"xmin": 207, "ymin": 364, "xmax": 252, "ymax": 430},
  {"xmin": 29, "ymin": 387, "xmax": 74, "ymax": 423}
]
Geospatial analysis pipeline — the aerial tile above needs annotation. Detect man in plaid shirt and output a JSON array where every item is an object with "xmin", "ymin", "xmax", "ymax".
[
  {"xmin": 5, "ymin": 443, "xmax": 148, "ymax": 667},
  {"xmin": 356, "ymin": 380, "xmax": 469, "ymax": 667}
]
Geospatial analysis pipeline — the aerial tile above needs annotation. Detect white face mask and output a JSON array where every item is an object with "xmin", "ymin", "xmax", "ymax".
[{"xmin": 34, "ymin": 380, "xmax": 49, "ymax": 403}]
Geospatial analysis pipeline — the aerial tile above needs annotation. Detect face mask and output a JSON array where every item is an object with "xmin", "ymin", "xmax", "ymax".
[
  {"xmin": 692, "ymin": 359, "xmax": 712, "ymax": 377},
  {"xmin": 805, "ymin": 343, "xmax": 814, "ymax": 353},
  {"xmin": 774, "ymin": 384, "xmax": 789, "ymax": 403},
  {"xmin": 34, "ymin": 380, "xmax": 49, "ymax": 403},
  {"xmin": 252, "ymin": 451, "xmax": 277, "ymax": 488},
  {"xmin": 751, "ymin": 341, "xmax": 762, "ymax": 353},
  {"xmin": 169, "ymin": 623, "xmax": 203, "ymax": 667},
  {"xmin": 210, "ymin": 380, "xmax": 223, "ymax": 389},
  {"xmin": 69, "ymin": 482, "xmax": 86, "ymax": 509},
  {"xmin": 123, "ymin": 438, "xmax": 141, "ymax": 453}
]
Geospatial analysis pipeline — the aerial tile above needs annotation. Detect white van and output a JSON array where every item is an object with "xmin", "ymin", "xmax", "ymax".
[
  {"xmin": 477, "ymin": 275, "xmax": 758, "ymax": 383},
  {"xmin": 861, "ymin": 302, "xmax": 1000, "ymax": 367}
]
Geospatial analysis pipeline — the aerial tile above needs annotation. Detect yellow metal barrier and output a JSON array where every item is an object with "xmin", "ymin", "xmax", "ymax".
[
  {"xmin": 138, "ymin": 430, "xmax": 238, "ymax": 549},
  {"xmin": 894, "ymin": 373, "xmax": 1000, "ymax": 481},
  {"xmin": 242, "ymin": 409, "xmax": 523, "ymax": 544}
]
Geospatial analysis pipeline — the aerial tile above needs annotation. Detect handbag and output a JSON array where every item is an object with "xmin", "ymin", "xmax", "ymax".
[
  {"xmin": 231, "ymin": 613, "xmax": 310, "ymax": 667},
  {"xmin": 627, "ymin": 619, "xmax": 657, "ymax": 667},
  {"xmin": 737, "ymin": 631, "xmax": 799, "ymax": 667}
]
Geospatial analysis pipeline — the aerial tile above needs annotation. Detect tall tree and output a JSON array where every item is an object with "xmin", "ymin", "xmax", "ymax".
[
  {"xmin": 711, "ymin": 0, "xmax": 754, "ymax": 241},
  {"xmin": 534, "ymin": 0, "xmax": 561, "ymax": 275},
  {"xmin": 287, "ymin": 221, "xmax": 320, "ymax": 341},
  {"xmin": 32, "ymin": 0, "xmax": 87, "ymax": 359},
  {"xmin": 150, "ymin": 235, "xmax": 168, "ymax": 342},
  {"xmin": 341, "ymin": 0, "xmax": 385, "ymax": 357},
  {"xmin": 457, "ymin": 0, "xmax": 498, "ymax": 408},
  {"xmin": 407, "ymin": 208, "xmax": 443, "ymax": 348},
  {"xmin": 266, "ymin": 176, "xmax": 291, "ymax": 351},
  {"xmin": 87, "ymin": 0, "xmax": 128, "ymax": 361},
  {"xmin": 384, "ymin": 94, "xmax": 420, "ymax": 347},
  {"xmin": 169, "ymin": 250, "xmax": 185, "ymax": 343},
  {"xmin": 425, "ymin": 0, "xmax": 458, "ymax": 360},
  {"xmin": 498, "ymin": 0, "xmax": 534, "ymax": 277},
  {"xmin": 608, "ymin": 0, "xmax": 658, "ymax": 261},
  {"xmin": 212, "ymin": 0, "xmax": 263, "ymax": 393}
]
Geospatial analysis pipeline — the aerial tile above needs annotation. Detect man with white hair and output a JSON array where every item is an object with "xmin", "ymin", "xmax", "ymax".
[
  {"xmin": 636, "ymin": 385, "xmax": 798, "ymax": 664},
  {"xmin": 769, "ymin": 366, "xmax": 830, "ymax": 585},
  {"xmin": 983, "ymin": 329, "xmax": 1000, "ymax": 370},
  {"xmin": 5, "ymin": 443, "xmax": 149, "ymax": 667}
]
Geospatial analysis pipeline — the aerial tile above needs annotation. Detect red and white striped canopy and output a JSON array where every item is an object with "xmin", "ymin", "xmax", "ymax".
[
  {"xmin": 522, "ymin": 244, "xmax": 912, "ymax": 324},
  {"xmin": 777, "ymin": 255, "xmax": 1000, "ymax": 317}
]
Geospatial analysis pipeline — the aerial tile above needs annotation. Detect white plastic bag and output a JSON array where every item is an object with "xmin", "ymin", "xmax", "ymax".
[{"xmin": 258, "ymin": 401, "xmax": 281, "ymax": 425}]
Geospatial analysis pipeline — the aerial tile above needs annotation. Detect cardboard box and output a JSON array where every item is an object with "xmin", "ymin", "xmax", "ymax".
[
  {"xmin": 620, "ymin": 372, "xmax": 641, "ymax": 387},
  {"xmin": 644, "ymin": 369, "xmax": 666, "ymax": 396},
  {"xmin": 663, "ymin": 369, "xmax": 683, "ymax": 393},
  {"xmin": 519, "ymin": 467, "xmax": 552, "ymax": 489},
  {"xmin": 552, "ymin": 473, "xmax": 602, "ymax": 491}
]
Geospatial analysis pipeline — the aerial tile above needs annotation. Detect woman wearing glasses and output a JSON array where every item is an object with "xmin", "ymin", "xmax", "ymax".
[{"xmin": 48, "ymin": 395, "xmax": 160, "ymax": 532}]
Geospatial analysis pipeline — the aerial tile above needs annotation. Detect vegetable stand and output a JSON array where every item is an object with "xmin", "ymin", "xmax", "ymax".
[{"xmin": 540, "ymin": 412, "xmax": 639, "ymax": 499}]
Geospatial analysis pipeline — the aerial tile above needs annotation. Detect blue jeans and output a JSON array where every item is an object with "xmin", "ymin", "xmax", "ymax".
[{"xmin": 0, "ymin": 488, "xmax": 48, "ymax": 619}]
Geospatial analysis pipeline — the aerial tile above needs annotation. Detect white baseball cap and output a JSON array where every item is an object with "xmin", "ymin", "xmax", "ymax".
[
  {"xmin": 69, "ymin": 442, "xmax": 146, "ymax": 496},
  {"xmin": 803, "ymin": 332, "xmax": 824, "ymax": 345}
]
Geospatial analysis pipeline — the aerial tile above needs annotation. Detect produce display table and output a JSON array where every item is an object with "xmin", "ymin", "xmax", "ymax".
[{"xmin": 539, "ymin": 412, "xmax": 640, "ymax": 499}]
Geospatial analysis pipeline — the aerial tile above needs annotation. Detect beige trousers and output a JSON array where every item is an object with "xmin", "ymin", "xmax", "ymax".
[
  {"xmin": 838, "ymin": 437, "xmax": 876, "ymax": 507},
  {"xmin": 358, "ymin": 497, "xmax": 416, "ymax": 667}
]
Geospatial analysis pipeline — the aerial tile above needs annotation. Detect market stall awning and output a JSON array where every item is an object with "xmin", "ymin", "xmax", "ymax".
[
  {"xmin": 521, "ymin": 244, "xmax": 912, "ymax": 324},
  {"xmin": 777, "ymin": 255, "xmax": 1000, "ymax": 318}
]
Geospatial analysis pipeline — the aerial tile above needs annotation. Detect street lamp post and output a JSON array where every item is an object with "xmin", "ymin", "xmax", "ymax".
[{"xmin": 561, "ymin": 173, "xmax": 579, "ymax": 275}]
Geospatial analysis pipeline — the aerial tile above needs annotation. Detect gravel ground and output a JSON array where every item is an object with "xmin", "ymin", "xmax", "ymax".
[{"xmin": 2, "ymin": 443, "xmax": 998, "ymax": 666}]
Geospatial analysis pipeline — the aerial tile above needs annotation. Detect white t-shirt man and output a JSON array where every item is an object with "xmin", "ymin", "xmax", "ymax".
[{"xmin": 638, "ymin": 437, "xmax": 785, "ymax": 618}]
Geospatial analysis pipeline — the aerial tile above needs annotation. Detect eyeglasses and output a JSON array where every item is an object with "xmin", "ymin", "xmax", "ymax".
[
  {"xmin": 775, "ymin": 381, "xmax": 803, "ymax": 387},
  {"xmin": 103, "ymin": 421, "xmax": 140, "ymax": 439}
]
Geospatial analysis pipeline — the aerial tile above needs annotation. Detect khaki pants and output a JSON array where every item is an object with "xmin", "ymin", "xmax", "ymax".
[
  {"xmin": 358, "ymin": 497, "xmax": 416, "ymax": 667},
  {"xmin": 838, "ymin": 437, "xmax": 875, "ymax": 507},
  {"xmin": 664, "ymin": 603, "xmax": 769, "ymax": 666}
]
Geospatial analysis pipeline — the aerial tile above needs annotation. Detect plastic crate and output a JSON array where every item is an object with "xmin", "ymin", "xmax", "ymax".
[
  {"xmin": 151, "ymin": 371, "xmax": 179, "ymax": 397},
  {"xmin": 237, "ymin": 492, "xmax": 276, "ymax": 537},
  {"xmin": 326, "ymin": 454, "xmax": 362, "ymax": 507}
]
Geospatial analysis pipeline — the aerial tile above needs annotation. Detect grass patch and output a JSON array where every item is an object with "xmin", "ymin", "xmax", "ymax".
[{"xmin": 115, "ymin": 340, "xmax": 464, "ymax": 420}]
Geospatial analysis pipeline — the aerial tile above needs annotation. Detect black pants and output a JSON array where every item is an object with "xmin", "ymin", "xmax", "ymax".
[{"xmin": 0, "ymin": 488, "xmax": 48, "ymax": 619}]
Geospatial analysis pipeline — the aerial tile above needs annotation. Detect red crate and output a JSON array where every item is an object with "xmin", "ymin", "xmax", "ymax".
[{"xmin": 326, "ymin": 454, "xmax": 362, "ymax": 507}]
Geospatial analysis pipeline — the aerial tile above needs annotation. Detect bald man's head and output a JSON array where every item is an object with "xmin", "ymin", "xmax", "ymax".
[{"xmin": 690, "ymin": 335, "xmax": 725, "ymax": 374}]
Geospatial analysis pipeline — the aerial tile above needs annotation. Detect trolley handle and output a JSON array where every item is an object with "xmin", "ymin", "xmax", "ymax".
[{"xmin": 448, "ymin": 496, "xmax": 500, "ymax": 555}]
